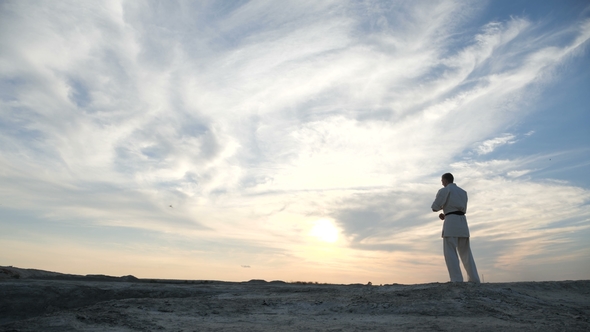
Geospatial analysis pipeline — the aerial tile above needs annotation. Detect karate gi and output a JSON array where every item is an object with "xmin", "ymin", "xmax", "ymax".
[{"xmin": 431, "ymin": 183, "xmax": 480, "ymax": 283}]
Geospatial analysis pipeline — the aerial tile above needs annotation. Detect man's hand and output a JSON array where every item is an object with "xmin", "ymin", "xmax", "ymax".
[{"xmin": 439, "ymin": 213, "xmax": 445, "ymax": 220}]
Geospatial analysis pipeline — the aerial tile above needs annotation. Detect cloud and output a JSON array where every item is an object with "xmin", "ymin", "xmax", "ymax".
[
  {"xmin": 475, "ymin": 133, "xmax": 517, "ymax": 155},
  {"xmin": 1, "ymin": 0, "xmax": 590, "ymax": 283},
  {"xmin": 506, "ymin": 169, "xmax": 531, "ymax": 178}
]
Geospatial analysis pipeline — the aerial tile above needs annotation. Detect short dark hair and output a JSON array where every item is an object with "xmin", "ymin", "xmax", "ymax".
[{"xmin": 442, "ymin": 173, "xmax": 454, "ymax": 183}]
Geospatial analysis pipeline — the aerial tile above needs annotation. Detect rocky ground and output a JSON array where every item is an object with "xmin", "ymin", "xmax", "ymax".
[{"xmin": 1, "ymin": 266, "xmax": 589, "ymax": 331}]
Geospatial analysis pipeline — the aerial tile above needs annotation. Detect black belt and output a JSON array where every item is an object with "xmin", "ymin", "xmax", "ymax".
[{"xmin": 445, "ymin": 211, "xmax": 465, "ymax": 216}]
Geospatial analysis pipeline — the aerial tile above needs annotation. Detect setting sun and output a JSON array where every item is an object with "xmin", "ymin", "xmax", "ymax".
[{"xmin": 310, "ymin": 219, "xmax": 339, "ymax": 243}]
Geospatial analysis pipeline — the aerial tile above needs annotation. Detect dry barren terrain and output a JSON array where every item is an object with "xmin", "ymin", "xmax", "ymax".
[{"xmin": 1, "ymin": 266, "xmax": 588, "ymax": 331}]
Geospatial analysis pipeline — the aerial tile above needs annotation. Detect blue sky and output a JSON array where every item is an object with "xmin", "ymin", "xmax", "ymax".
[{"xmin": 1, "ymin": 0, "xmax": 589, "ymax": 284}]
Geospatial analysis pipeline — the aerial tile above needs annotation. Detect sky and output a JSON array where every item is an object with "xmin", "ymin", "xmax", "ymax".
[{"xmin": 1, "ymin": 0, "xmax": 589, "ymax": 285}]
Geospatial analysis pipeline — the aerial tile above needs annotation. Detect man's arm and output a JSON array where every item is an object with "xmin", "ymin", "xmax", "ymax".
[
  {"xmin": 431, "ymin": 187, "xmax": 448, "ymax": 212},
  {"xmin": 431, "ymin": 187, "xmax": 448, "ymax": 220}
]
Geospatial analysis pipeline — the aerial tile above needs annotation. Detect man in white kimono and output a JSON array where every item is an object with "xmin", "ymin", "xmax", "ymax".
[{"xmin": 431, "ymin": 173, "xmax": 480, "ymax": 283}]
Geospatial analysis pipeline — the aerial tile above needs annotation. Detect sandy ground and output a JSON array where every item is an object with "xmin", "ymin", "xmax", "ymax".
[{"xmin": 1, "ymin": 266, "xmax": 589, "ymax": 331}]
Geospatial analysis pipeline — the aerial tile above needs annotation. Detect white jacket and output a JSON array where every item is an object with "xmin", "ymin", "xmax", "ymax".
[{"xmin": 431, "ymin": 183, "xmax": 470, "ymax": 238}]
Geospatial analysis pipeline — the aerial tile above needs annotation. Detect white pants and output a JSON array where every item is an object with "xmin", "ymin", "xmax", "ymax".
[{"xmin": 443, "ymin": 237, "xmax": 480, "ymax": 283}]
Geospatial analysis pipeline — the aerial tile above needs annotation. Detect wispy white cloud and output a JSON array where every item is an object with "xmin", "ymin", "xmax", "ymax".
[{"xmin": 475, "ymin": 133, "xmax": 517, "ymax": 155}]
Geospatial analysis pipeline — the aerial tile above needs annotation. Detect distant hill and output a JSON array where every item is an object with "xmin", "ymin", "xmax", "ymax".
[{"xmin": 0, "ymin": 266, "xmax": 138, "ymax": 282}]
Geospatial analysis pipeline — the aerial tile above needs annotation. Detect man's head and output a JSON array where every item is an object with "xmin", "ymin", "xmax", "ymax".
[{"xmin": 441, "ymin": 173, "xmax": 454, "ymax": 187}]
